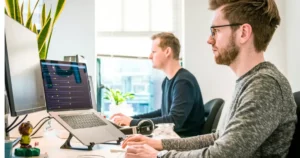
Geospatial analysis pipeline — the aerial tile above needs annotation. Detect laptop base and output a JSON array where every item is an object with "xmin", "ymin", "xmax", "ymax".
[{"xmin": 61, "ymin": 133, "xmax": 95, "ymax": 150}]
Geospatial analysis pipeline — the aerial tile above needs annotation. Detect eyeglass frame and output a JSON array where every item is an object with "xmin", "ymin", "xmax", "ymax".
[{"xmin": 210, "ymin": 23, "xmax": 243, "ymax": 38}]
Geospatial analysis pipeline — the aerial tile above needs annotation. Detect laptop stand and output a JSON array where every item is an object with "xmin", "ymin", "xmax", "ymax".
[
  {"xmin": 61, "ymin": 133, "xmax": 123, "ymax": 150},
  {"xmin": 61, "ymin": 133, "xmax": 95, "ymax": 150}
]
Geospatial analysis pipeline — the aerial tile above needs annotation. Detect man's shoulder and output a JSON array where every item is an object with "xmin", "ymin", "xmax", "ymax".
[
  {"xmin": 243, "ymin": 65, "xmax": 290, "ymax": 92},
  {"xmin": 239, "ymin": 65, "xmax": 294, "ymax": 107},
  {"xmin": 174, "ymin": 68, "xmax": 197, "ymax": 81}
]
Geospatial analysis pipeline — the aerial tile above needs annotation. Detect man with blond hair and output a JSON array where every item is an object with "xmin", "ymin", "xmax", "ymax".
[
  {"xmin": 111, "ymin": 32, "xmax": 205, "ymax": 137},
  {"xmin": 122, "ymin": 0, "xmax": 297, "ymax": 157}
]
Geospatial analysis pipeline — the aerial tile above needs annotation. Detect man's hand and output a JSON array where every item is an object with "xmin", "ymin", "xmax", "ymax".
[
  {"xmin": 122, "ymin": 134, "xmax": 163, "ymax": 150},
  {"xmin": 110, "ymin": 113, "xmax": 133, "ymax": 126},
  {"xmin": 125, "ymin": 144, "xmax": 159, "ymax": 158}
]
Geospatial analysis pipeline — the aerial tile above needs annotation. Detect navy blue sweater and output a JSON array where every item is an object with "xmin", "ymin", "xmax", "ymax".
[{"xmin": 130, "ymin": 68, "xmax": 205, "ymax": 137}]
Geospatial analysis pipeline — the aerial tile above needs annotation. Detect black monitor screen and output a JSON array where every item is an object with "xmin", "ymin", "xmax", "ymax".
[{"xmin": 40, "ymin": 60, "xmax": 92, "ymax": 111}]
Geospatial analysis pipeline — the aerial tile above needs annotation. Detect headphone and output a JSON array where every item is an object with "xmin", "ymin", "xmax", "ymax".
[{"xmin": 137, "ymin": 119, "xmax": 155, "ymax": 135}]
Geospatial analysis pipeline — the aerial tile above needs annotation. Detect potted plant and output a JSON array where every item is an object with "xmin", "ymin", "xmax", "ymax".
[
  {"xmin": 104, "ymin": 87, "xmax": 135, "ymax": 115},
  {"xmin": 5, "ymin": 0, "xmax": 66, "ymax": 59}
]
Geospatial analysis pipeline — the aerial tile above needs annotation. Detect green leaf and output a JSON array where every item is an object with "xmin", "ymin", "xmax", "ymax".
[
  {"xmin": 5, "ymin": 0, "xmax": 15, "ymax": 19},
  {"xmin": 119, "ymin": 98, "xmax": 125, "ymax": 103},
  {"xmin": 39, "ymin": 43, "xmax": 47, "ymax": 59},
  {"xmin": 14, "ymin": 0, "xmax": 22, "ymax": 24},
  {"xmin": 47, "ymin": 9, "xmax": 52, "ymax": 20},
  {"xmin": 41, "ymin": 3, "xmax": 46, "ymax": 27},
  {"xmin": 26, "ymin": 0, "xmax": 31, "ymax": 29},
  {"xmin": 53, "ymin": 0, "xmax": 66, "ymax": 24},
  {"xmin": 5, "ymin": 8, "xmax": 8, "ymax": 15},
  {"xmin": 25, "ymin": 0, "xmax": 40, "ymax": 29},
  {"xmin": 104, "ymin": 91, "xmax": 112, "ymax": 100},
  {"xmin": 43, "ymin": 9, "xmax": 53, "ymax": 59},
  {"xmin": 37, "ymin": 17, "xmax": 52, "ymax": 58},
  {"xmin": 20, "ymin": 1, "xmax": 24, "ymax": 25},
  {"xmin": 32, "ymin": 24, "xmax": 37, "ymax": 34},
  {"xmin": 44, "ymin": 29, "xmax": 53, "ymax": 59},
  {"xmin": 104, "ymin": 88, "xmax": 135, "ymax": 105}
]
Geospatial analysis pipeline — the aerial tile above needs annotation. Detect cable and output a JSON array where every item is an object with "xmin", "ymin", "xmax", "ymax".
[
  {"xmin": 6, "ymin": 114, "xmax": 28, "ymax": 133},
  {"xmin": 31, "ymin": 117, "xmax": 52, "ymax": 137},
  {"xmin": 5, "ymin": 116, "xmax": 19, "ymax": 131},
  {"xmin": 33, "ymin": 116, "xmax": 52, "ymax": 129},
  {"xmin": 12, "ymin": 137, "xmax": 21, "ymax": 148}
]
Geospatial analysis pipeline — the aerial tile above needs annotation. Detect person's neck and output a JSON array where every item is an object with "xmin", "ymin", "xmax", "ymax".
[
  {"xmin": 162, "ymin": 60, "xmax": 182, "ymax": 79},
  {"xmin": 230, "ymin": 48, "xmax": 265, "ymax": 78}
]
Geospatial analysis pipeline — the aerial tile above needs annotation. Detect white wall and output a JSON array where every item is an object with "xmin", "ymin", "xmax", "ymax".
[
  {"xmin": 286, "ymin": 0, "xmax": 300, "ymax": 92},
  {"xmin": 264, "ymin": 0, "xmax": 286, "ymax": 76},
  {"xmin": 47, "ymin": 0, "xmax": 96, "ymax": 84}
]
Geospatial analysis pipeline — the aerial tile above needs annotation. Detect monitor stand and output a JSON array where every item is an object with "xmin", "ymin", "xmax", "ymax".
[
  {"xmin": 5, "ymin": 114, "xmax": 21, "ymax": 147},
  {"xmin": 60, "ymin": 133, "xmax": 123, "ymax": 150},
  {"xmin": 5, "ymin": 114, "xmax": 9, "ymax": 140}
]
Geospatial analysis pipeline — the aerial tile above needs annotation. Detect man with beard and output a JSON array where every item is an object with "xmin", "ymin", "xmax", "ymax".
[{"xmin": 121, "ymin": 0, "xmax": 297, "ymax": 158}]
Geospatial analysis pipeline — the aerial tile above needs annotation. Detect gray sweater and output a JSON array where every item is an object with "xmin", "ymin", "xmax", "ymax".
[{"xmin": 161, "ymin": 62, "xmax": 297, "ymax": 158}]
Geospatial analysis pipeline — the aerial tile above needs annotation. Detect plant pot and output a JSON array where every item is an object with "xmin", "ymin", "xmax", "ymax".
[{"xmin": 109, "ymin": 103, "xmax": 134, "ymax": 116}]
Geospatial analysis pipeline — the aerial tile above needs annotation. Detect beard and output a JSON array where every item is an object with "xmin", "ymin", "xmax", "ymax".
[{"xmin": 214, "ymin": 33, "xmax": 240, "ymax": 66}]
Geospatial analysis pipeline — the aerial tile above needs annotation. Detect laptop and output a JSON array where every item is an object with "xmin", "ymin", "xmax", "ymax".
[{"xmin": 40, "ymin": 60, "xmax": 125, "ymax": 146}]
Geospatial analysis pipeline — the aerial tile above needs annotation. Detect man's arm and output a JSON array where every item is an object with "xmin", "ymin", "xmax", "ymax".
[
  {"xmin": 161, "ymin": 76, "xmax": 285, "ymax": 157},
  {"xmin": 161, "ymin": 133, "xmax": 217, "ymax": 151},
  {"xmin": 131, "ymin": 80, "xmax": 195, "ymax": 127},
  {"xmin": 131, "ymin": 109, "xmax": 161, "ymax": 119}
]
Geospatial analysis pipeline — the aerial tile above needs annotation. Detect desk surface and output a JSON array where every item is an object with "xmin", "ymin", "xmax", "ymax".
[
  {"xmin": 13, "ymin": 130, "xmax": 126, "ymax": 158},
  {"xmin": 12, "ymin": 128, "xmax": 180, "ymax": 158}
]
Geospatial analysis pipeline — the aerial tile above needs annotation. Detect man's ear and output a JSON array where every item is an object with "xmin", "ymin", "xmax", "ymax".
[
  {"xmin": 239, "ymin": 23, "xmax": 252, "ymax": 44},
  {"xmin": 165, "ymin": 47, "xmax": 172, "ymax": 58}
]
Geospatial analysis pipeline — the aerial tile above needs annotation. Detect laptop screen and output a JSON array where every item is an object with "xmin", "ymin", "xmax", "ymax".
[{"xmin": 40, "ymin": 60, "xmax": 93, "ymax": 111}]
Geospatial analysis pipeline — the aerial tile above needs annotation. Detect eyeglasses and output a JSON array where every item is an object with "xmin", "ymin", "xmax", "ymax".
[{"xmin": 210, "ymin": 23, "xmax": 242, "ymax": 38}]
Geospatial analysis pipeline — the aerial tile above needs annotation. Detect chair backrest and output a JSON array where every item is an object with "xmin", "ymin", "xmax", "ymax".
[
  {"xmin": 287, "ymin": 91, "xmax": 300, "ymax": 157},
  {"xmin": 201, "ymin": 98, "xmax": 225, "ymax": 134}
]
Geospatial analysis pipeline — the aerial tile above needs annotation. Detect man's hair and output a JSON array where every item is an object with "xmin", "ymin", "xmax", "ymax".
[
  {"xmin": 151, "ymin": 32, "xmax": 181, "ymax": 60},
  {"xmin": 209, "ymin": 0, "xmax": 280, "ymax": 52}
]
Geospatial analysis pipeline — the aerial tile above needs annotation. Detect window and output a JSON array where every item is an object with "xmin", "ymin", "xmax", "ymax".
[
  {"xmin": 95, "ymin": 0, "xmax": 182, "ymax": 116},
  {"xmin": 99, "ymin": 58, "xmax": 165, "ymax": 116}
]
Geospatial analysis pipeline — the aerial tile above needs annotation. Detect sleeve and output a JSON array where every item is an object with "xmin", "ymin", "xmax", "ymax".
[
  {"xmin": 130, "ymin": 109, "xmax": 162, "ymax": 126},
  {"xmin": 162, "ymin": 133, "xmax": 217, "ymax": 151},
  {"xmin": 130, "ymin": 79, "xmax": 165, "ymax": 126},
  {"xmin": 162, "ymin": 75, "xmax": 283, "ymax": 158},
  {"xmin": 146, "ymin": 80, "xmax": 195, "ymax": 128},
  {"xmin": 131, "ymin": 109, "xmax": 162, "ymax": 119}
]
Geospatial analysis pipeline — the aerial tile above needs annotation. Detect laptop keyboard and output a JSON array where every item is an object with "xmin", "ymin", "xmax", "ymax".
[{"xmin": 59, "ymin": 113, "xmax": 107, "ymax": 129}]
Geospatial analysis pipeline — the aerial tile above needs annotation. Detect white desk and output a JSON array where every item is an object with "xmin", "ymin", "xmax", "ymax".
[
  {"xmin": 12, "ymin": 128, "xmax": 180, "ymax": 158},
  {"xmin": 12, "ymin": 130, "xmax": 126, "ymax": 158}
]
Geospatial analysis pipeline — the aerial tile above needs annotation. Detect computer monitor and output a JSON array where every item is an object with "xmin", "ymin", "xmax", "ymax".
[{"xmin": 4, "ymin": 15, "xmax": 46, "ymax": 117}]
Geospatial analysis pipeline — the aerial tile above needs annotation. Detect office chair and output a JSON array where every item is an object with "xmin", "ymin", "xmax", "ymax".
[
  {"xmin": 287, "ymin": 91, "xmax": 300, "ymax": 158},
  {"xmin": 201, "ymin": 98, "xmax": 225, "ymax": 134}
]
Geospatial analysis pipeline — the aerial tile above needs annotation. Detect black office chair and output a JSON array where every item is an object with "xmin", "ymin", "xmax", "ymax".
[
  {"xmin": 287, "ymin": 91, "xmax": 300, "ymax": 158},
  {"xmin": 201, "ymin": 98, "xmax": 225, "ymax": 134}
]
